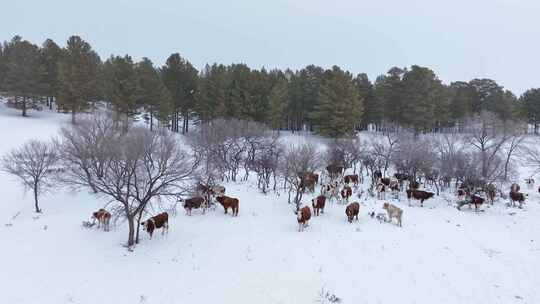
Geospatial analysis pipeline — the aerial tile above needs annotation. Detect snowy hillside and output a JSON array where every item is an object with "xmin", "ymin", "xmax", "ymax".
[{"xmin": 1, "ymin": 105, "xmax": 539, "ymax": 304}]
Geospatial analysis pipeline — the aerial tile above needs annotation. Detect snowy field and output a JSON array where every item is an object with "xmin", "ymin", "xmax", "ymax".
[{"xmin": 1, "ymin": 105, "xmax": 539, "ymax": 304}]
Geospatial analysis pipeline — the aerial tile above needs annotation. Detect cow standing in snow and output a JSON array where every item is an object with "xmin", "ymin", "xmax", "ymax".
[
  {"xmin": 311, "ymin": 195, "xmax": 326, "ymax": 216},
  {"xmin": 383, "ymin": 202, "xmax": 402, "ymax": 227},
  {"xmin": 297, "ymin": 206, "xmax": 311, "ymax": 232},
  {"xmin": 92, "ymin": 208, "xmax": 111, "ymax": 231},
  {"xmin": 141, "ymin": 212, "xmax": 169, "ymax": 239}
]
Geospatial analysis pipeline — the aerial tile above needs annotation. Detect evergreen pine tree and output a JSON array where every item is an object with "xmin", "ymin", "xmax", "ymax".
[
  {"xmin": 400, "ymin": 65, "xmax": 443, "ymax": 133},
  {"xmin": 161, "ymin": 53, "xmax": 198, "ymax": 133},
  {"xmin": 3, "ymin": 36, "xmax": 46, "ymax": 116},
  {"xmin": 102, "ymin": 55, "xmax": 138, "ymax": 131},
  {"xmin": 57, "ymin": 36, "xmax": 101, "ymax": 123},
  {"xmin": 135, "ymin": 57, "xmax": 171, "ymax": 131},
  {"xmin": 521, "ymin": 88, "xmax": 540, "ymax": 134},
  {"xmin": 41, "ymin": 38, "xmax": 62, "ymax": 110},
  {"xmin": 195, "ymin": 64, "xmax": 230, "ymax": 123},
  {"xmin": 268, "ymin": 77, "xmax": 288, "ymax": 131},
  {"xmin": 311, "ymin": 66, "xmax": 363, "ymax": 137}
]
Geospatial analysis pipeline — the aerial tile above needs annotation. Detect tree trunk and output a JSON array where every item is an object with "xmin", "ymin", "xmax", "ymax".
[
  {"xmin": 150, "ymin": 112, "xmax": 154, "ymax": 131},
  {"xmin": 71, "ymin": 109, "xmax": 77, "ymax": 124},
  {"xmin": 127, "ymin": 216, "xmax": 136, "ymax": 247},
  {"xmin": 22, "ymin": 96, "xmax": 27, "ymax": 117},
  {"xmin": 33, "ymin": 185, "xmax": 41, "ymax": 213},
  {"xmin": 135, "ymin": 208, "xmax": 145, "ymax": 244}
]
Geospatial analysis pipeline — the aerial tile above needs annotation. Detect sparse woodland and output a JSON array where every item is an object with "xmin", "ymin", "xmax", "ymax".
[{"xmin": 0, "ymin": 34, "xmax": 537, "ymax": 249}]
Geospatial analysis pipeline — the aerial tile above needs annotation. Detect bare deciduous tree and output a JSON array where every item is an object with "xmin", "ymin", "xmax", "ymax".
[
  {"xmin": 58, "ymin": 114, "xmax": 198, "ymax": 247},
  {"xmin": 2, "ymin": 140, "xmax": 59, "ymax": 213},
  {"xmin": 279, "ymin": 143, "xmax": 320, "ymax": 212},
  {"xmin": 464, "ymin": 111, "xmax": 511, "ymax": 180}
]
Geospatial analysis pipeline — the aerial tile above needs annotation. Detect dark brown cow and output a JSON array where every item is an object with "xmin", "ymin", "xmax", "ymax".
[
  {"xmin": 326, "ymin": 164, "xmax": 344, "ymax": 180},
  {"xmin": 394, "ymin": 173, "xmax": 409, "ymax": 182},
  {"xmin": 509, "ymin": 191, "xmax": 526, "ymax": 208},
  {"xmin": 379, "ymin": 177, "xmax": 391, "ymax": 186},
  {"xmin": 340, "ymin": 186, "xmax": 352, "ymax": 203},
  {"xmin": 141, "ymin": 212, "xmax": 169, "ymax": 239},
  {"xmin": 216, "ymin": 195, "xmax": 239, "ymax": 216},
  {"xmin": 525, "ymin": 178, "xmax": 535, "ymax": 188},
  {"xmin": 306, "ymin": 172, "xmax": 319, "ymax": 185},
  {"xmin": 345, "ymin": 202, "xmax": 360, "ymax": 223},
  {"xmin": 300, "ymin": 174, "xmax": 317, "ymax": 193},
  {"xmin": 311, "ymin": 195, "xmax": 326, "ymax": 216},
  {"xmin": 297, "ymin": 206, "xmax": 311, "ymax": 232},
  {"xmin": 406, "ymin": 189, "xmax": 435, "ymax": 207},
  {"xmin": 457, "ymin": 195, "xmax": 484, "ymax": 212},
  {"xmin": 92, "ymin": 208, "xmax": 111, "ymax": 231},
  {"xmin": 184, "ymin": 196, "xmax": 207, "ymax": 216},
  {"xmin": 344, "ymin": 174, "xmax": 359, "ymax": 186}
]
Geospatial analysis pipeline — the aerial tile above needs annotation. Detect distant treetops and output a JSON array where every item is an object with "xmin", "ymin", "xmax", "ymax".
[{"xmin": 1, "ymin": 35, "xmax": 539, "ymax": 136}]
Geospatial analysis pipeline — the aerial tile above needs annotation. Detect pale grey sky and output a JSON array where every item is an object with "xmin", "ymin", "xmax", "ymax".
[{"xmin": 2, "ymin": 0, "xmax": 539, "ymax": 94}]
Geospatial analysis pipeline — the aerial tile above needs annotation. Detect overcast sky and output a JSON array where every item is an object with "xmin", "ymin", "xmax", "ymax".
[{"xmin": 2, "ymin": 0, "xmax": 539, "ymax": 94}]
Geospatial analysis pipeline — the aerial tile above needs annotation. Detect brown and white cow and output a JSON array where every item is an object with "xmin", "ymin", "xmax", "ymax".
[
  {"xmin": 344, "ymin": 174, "xmax": 359, "ymax": 187},
  {"xmin": 376, "ymin": 183, "xmax": 386, "ymax": 200},
  {"xmin": 321, "ymin": 181, "xmax": 340, "ymax": 201},
  {"xmin": 340, "ymin": 186, "xmax": 352, "ymax": 204},
  {"xmin": 183, "ymin": 196, "xmax": 207, "ymax": 216},
  {"xmin": 345, "ymin": 202, "xmax": 360, "ymax": 223},
  {"xmin": 457, "ymin": 188, "xmax": 467, "ymax": 202},
  {"xmin": 92, "ymin": 208, "xmax": 111, "ymax": 231},
  {"xmin": 457, "ymin": 195, "xmax": 484, "ymax": 212},
  {"xmin": 297, "ymin": 206, "xmax": 311, "ymax": 232},
  {"xmin": 510, "ymin": 183, "xmax": 520, "ymax": 193},
  {"xmin": 311, "ymin": 195, "xmax": 326, "ymax": 216},
  {"xmin": 509, "ymin": 191, "xmax": 526, "ymax": 208},
  {"xmin": 406, "ymin": 189, "xmax": 435, "ymax": 207},
  {"xmin": 216, "ymin": 195, "xmax": 239, "ymax": 216},
  {"xmin": 141, "ymin": 212, "xmax": 169, "ymax": 239}
]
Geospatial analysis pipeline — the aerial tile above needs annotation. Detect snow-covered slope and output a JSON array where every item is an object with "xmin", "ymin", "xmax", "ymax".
[{"xmin": 1, "ymin": 105, "xmax": 539, "ymax": 304}]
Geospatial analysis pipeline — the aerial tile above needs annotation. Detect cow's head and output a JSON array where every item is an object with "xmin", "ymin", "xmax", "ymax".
[
  {"xmin": 141, "ymin": 220, "xmax": 155, "ymax": 233},
  {"xmin": 382, "ymin": 202, "xmax": 389, "ymax": 210},
  {"xmin": 427, "ymin": 192, "xmax": 435, "ymax": 199}
]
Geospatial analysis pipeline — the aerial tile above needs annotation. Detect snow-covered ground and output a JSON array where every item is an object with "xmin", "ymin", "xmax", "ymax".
[{"xmin": 1, "ymin": 105, "xmax": 539, "ymax": 304}]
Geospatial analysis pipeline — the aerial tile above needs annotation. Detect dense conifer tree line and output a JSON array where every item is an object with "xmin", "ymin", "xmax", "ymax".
[{"xmin": 0, "ymin": 35, "xmax": 539, "ymax": 135}]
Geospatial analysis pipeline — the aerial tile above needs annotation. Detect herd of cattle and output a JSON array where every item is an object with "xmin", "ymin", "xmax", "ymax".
[{"xmin": 89, "ymin": 165, "xmax": 536, "ymax": 236}]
